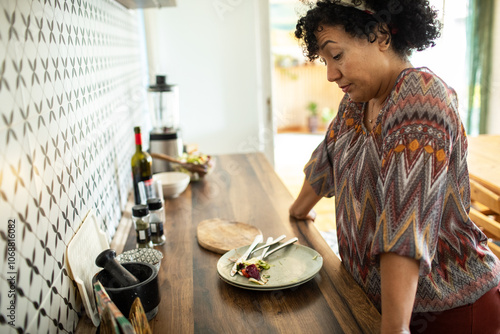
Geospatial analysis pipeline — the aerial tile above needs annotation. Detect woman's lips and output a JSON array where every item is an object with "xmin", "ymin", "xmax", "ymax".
[{"xmin": 340, "ymin": 84, "xmax": 350, "ymax": 93}]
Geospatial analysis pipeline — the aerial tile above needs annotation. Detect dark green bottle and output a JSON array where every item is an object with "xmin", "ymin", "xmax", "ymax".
[{"xmin": 131, "ymin": 126, "xmax": 153, "ymax": 204}]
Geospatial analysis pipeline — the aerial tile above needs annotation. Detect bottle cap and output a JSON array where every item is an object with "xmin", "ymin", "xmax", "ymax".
[
  {"xmin": 132, "ymin": 204, "xmax": 149, "ymax": 217},
  {"xmin": 148, "ymin": 75, "xmax": 174, "ymax": 92},
  {"xmin": 147, "ymin": 198, "xmax": 163, "ymax": 210}
]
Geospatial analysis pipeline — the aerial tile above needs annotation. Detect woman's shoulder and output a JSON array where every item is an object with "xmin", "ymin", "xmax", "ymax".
[
  {"xmin": 392, "ymin": 67, "xmax": 457, "ymax": 104},
  {"xmin": 383, "ymin": 67, "xmax": 462, "ymax": 143},
  {"xmin": 385, "ymin": 67, "xmax": 460, "ymax": 124}
]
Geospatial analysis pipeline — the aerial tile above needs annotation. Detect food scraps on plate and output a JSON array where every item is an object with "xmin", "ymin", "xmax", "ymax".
[{"xmin": 235, "ymin": 258, "xmax": 270, "ymax": 285}]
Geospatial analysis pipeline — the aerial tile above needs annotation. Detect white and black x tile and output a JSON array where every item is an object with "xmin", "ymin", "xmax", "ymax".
[{"xmin": 0, "ymin": 0, "xmax": 149, "ymax": 332}]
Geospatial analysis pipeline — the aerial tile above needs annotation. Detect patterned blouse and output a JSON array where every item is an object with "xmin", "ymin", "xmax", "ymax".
[{"xmin": 305, "ymin": 67, "xmax": 500, "ymax": 312}]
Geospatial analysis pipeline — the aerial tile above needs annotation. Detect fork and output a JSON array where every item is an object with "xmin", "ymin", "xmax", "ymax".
[
  {"xmin": 257, "ymin": 237, "xmax": 274, "ymax": 260},
  {"xmin": 251, "ymin": 234, "xmax": 286, "ymax": 255},
  {"xmin": 262, "ymin": 237, "xmax": 299, "ymax": 259}
]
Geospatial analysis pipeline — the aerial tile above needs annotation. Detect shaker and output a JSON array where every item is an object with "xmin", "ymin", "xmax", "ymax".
[
  {"xmin": 147, "ymin": 198, "xmax": 166, "ymax": 246},
  {"xmin": 132, "ymin": 204, "xmax": 153, "ymax": 248}
]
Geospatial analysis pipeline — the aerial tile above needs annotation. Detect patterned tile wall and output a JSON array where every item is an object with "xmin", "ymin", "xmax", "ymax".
[{"xmin": 0, "ymin": 0, "xmax": 149, "ymax": 332}]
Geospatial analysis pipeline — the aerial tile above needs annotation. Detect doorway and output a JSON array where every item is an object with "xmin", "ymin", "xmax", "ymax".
[{"xmin": 269, "ymin": 1, "xmax": 338, "ymax": 237}]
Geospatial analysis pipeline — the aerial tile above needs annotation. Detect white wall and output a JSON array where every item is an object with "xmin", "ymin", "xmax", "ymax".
[
  {"xmin": 410, "ymin": 0, "xmax": 469, "ymax": 122},
  {"xmin": 143, "ymin": 0, "xmax": 273, "ymax": 159},
  {"xmin": 487, "ymin": 2, "xmax": 500, "ymax": 134}
]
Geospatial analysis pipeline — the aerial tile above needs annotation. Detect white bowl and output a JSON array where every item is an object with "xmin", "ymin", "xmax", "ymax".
[{"xmin": 153, "ymin": 172, "xmax": 190, "ymax": 198}]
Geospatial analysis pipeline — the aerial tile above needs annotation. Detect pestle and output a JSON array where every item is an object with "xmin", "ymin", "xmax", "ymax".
[{"xmin": 95, "ymin": 249, "xmax": 140, "ymax": 287}]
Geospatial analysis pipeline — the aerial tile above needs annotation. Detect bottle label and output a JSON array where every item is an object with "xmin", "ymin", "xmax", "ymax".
[
  {"xmin": 151, "ymin": 223, "xmax": 157, "ymax": 233},
  {"xmin": 137, "ymin": 228, "xmax": 151, "ymax": 244},
  {"xmin": 143, "ymin": 178, "xmax": 154, "ymax": 199}
]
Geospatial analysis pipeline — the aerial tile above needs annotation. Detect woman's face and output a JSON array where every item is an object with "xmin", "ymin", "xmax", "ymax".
[{"xmin": 314, "ymin": 25, "xmax": 391, "ymax": 102}]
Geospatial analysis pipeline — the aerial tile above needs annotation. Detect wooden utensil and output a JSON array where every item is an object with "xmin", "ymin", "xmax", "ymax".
[
  {"xmin": 129, "ymin": 297, "xmax": 152, "ymax": 334},
  {"xmin": 99, "ymin": 306, "xmax": 119, "ymax": 334},
  {"xmin": 93, "ymin": 281, "xmax": 136, "ymax": 334},
  {"xmin": 197, "ymin": 218, "xmax": 262, "ymax": 254},
  {"xmin": 150, "ymin": 152, "xmax": 209, "ymax": 177}
]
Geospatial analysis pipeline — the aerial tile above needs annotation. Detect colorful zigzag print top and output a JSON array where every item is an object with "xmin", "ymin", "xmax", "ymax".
[{"xmin": 304, "ymin": 67, "xmax": 500, "ymax": 312}]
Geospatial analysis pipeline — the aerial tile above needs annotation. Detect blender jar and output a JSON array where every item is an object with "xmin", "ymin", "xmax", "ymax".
[{"xmin": 148, "ymin": 75, "xmax": 179, "ymax": 133}]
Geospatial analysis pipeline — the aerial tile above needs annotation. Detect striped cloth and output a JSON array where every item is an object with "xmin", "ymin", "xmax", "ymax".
[
  {"xmin": 93, "ymin": 281, "xmax": 135, "ymax": 333},
  {"xmin": 305, "ymin": 67, "xmax": 500, "ymax": 312}
]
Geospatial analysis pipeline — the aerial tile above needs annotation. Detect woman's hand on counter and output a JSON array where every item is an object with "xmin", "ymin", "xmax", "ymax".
[
  {"xmin": 289, "ymin": 179, "xmax": 322, "ymax": 222},
  {"xmin": 289, "ymin": 206, "xmax": 317, "ymax": 221}
]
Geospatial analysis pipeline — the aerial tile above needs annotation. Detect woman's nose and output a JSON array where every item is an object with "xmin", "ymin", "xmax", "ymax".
[{"xmin": 327, "ymin": 64, "xmax": 341, "ymax": 82}]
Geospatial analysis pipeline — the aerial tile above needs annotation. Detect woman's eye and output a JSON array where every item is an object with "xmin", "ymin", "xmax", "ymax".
[{"xmin": 332, "ymin": 52, "xmax": 342, "ymax": 61}]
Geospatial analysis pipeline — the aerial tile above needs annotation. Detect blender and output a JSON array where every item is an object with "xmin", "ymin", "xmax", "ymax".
[{"xmin": 148, "ymin": 75, "xmax": 183, "ymax": 173}]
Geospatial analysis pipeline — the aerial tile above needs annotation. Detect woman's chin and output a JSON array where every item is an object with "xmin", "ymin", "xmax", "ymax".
[
  {"xmin": 347, "ymin": 93, "xmax": 363, "ymax": 103},
  {"xmin": 346, "ymin": 90, "xmax": 370, "ymax": 103}
]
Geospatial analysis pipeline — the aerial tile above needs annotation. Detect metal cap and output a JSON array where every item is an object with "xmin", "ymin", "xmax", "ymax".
[
  {"xmin": 132, "ymin": 204, "xmax": 149, "ymax": 217},
  {"xmin": 147, "ymin": 198, "xmax": 163, "ymax": 210}
]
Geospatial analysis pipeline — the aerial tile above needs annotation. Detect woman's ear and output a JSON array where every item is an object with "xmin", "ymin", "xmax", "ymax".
[{"xmin": 376, "ymin": 23, "xmax": 392, "ymax": 51}]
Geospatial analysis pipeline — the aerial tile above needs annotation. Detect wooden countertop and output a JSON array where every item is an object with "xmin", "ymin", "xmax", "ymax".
[
  {"xmin": 76, "ymin": 153, "xmax": 381, "ymax": 333},
  {"xmin": 467, "ymin": 135, "xmax": 500, "ymax": 195}
]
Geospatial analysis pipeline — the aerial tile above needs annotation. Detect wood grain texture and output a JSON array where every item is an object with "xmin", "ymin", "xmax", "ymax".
[
  {"xmin": 470, "ymin": 179, "xmax": 500, "ymax": 214},
  {"xmin": 196, "ymin": 218, "xmax": 262, "ymax": 254},
  {"xmin": 467, "ymin": 135, "xmax": 500, "ymax": 195},
  {"xmin": 76, "ymin": 153, "xmax": 381, "ymax": 333},
  {"xmin": 470, "ymin": 208, "xmax": 500, "ymax": 239}
]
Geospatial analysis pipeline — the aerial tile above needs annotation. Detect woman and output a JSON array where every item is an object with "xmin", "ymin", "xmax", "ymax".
[{"xmin": 289, "ymin": 1, "xmax": 500, "ymax": 333}]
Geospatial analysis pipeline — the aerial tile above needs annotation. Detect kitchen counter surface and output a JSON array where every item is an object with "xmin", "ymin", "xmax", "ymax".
[
  {"xmin": 467, "ymin": 135, "xmax": 500, "ymax": 195},
  {"xmin": 76, "ymin": 153, "xmax": 381, "ymax": 333}
]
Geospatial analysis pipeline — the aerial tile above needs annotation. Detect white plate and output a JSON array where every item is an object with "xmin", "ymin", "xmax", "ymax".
[
  {"xmin": 217, "ymin": 243, "xmax": 323, "ymax": 291},
  {"xmin": 217, "ymin": 272, "xmax": 318, "ymax": 291}
]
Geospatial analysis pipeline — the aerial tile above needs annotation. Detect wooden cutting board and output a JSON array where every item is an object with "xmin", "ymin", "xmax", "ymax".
[{"xmin": 196, "ymin": 218, "xmax": 262, "ymax": 254}]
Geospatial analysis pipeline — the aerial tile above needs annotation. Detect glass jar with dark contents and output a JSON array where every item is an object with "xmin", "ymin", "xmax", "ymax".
[
  {"xmin": 132, "ymin": 204, "xmax": 152, "ymax": 248},
  {"xmin": 147, "ymin": 198, "xmax": 166, "ymax": 246}
]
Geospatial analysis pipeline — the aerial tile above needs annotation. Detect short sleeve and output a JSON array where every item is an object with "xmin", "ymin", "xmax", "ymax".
[
  {"xmin": 370, "ymin": 72, "xmax": 458, "ymax": 275},
  {"xmin": 303, "ymin": 117, "xmax": 338, "ymax": 198}
]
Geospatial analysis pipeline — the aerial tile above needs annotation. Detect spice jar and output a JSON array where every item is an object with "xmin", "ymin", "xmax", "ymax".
[
  {"xmin": 147, "ymin": 198, "xmax": 166, "ymax": 246},
  {"xmin": 132, "ymin": 204, "xmax": 153, "ymax": 248}
]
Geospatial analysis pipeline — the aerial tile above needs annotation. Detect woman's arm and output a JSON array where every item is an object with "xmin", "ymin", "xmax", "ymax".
[
  {"xmin": 380, "ymin": 252, "xmax": 419, "ymax": 334},
  {"xmin": 289, "ymin": 179, "xmax": 322, "ymax": 221}
]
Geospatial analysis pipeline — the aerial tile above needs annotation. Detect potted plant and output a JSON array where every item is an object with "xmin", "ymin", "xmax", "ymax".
[
  {"xmin": 307, "ymin": 101, "xmax": 319, "ymax": 133},
  {"xmin": 321, "ymin": 107, "xmax": 335, "ymax": 127}
]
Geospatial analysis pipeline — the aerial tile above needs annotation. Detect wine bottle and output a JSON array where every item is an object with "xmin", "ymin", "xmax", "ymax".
[{"xmin": 131, "ymin": 126, "xmax": 153, "ymax": 204}]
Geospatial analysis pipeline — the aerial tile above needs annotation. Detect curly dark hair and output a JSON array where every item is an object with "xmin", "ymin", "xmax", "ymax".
[{"xmin": 295, "ymin": 0, "xmax": 441, "ymax": 61}]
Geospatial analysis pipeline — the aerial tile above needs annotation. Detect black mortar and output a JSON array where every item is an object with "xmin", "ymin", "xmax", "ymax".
[{"xmin": 93, "ymin": 262, "xmax": 160, "ymax": 320}]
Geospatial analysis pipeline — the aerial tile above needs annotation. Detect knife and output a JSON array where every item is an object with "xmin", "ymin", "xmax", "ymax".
[
  {"xmin": 230, "ymin": 234, "xmax": 263, "ymax": 276},
  {"xmin": 262, "ymin": 237, "xmax": 298, "ymax": 259}
]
